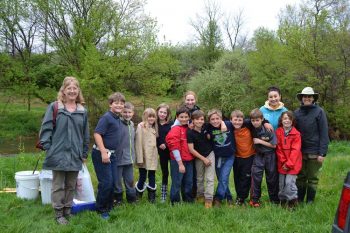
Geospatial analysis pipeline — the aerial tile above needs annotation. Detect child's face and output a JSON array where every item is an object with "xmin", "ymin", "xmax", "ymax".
[
  {"xmin": 177, "ymin": 112, "xmax": 190, "ymax": 126},
  {"xmin": 193, "ymin": 116, "xmax": 205, "ymax": 129},
  {"xmin": 251, "ymin": 118, "xmax": 263, "ymax": 128},
  {"xmin": 147, "ymin": 115, "xmax": 156, "ymax": 126},
  {"xmin": 231, "ymin": 116, "xmax": 244, "ymax": 129},
  {"xmin": 185, "ymin": 94, "xmax": 196, "ymax": 109},
  {"xmin": 157, "ymin": 107, "xmax": 168, "ymax": 121},
  {"xmin": 110, "ymin": 101, "xmax": 124, "ymax": 114},
  {"xmin": 268, "ymin": 91, "xmax": 281, "ymax": 108},
  {"xmin": 63, "ymin": 82, "xmax": 79, "ymax": 102},
  {"xmin": 209, "ymin": 114, "xmax": 221, "ymax": 128},
  {"xmin": 122, "ymin": 108, "xmax": 134, "ymax": 121},
  {"xmin": 281, "ymin": 114, "xmax": 292, "ymax": 129}
]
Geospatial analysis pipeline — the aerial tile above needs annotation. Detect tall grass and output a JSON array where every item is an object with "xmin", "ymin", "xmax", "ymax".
[{"xmin": 0, "ymin": 141, "xmax": 349, "ymax": 233}]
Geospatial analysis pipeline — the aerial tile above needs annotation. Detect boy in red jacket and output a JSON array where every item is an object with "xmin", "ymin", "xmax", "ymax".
[
  {"xmin": 166, "ymin": 106, "xmax": 195, "ymax": 204},
  {"xmin": 276, "ymin": 111, "xmax": 302, "ymax": 208}
]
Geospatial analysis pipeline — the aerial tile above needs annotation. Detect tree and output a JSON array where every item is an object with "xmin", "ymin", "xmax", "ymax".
[{"xmin": 190, "ymin": 0, "xmax": 223, "ymax": 68}]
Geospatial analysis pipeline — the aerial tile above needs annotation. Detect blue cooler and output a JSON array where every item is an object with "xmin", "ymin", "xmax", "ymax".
[{"xmin": 71, "ymin": 199, "xmax": 96, "ymax": 214}]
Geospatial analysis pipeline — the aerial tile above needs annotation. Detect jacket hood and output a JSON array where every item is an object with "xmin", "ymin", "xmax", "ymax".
[{"xmin": 263, "ymin": 100, "xmax": 285, "ymax": 111}]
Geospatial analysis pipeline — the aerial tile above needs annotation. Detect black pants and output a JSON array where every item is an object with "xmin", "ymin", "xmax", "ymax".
[
  {"xmin": 233, "ymin": 155, "xmax": 254, "ymax": 200},
  {"xmin": 158, "ymin": 148, "xmax": 170, "ymax": 185},
  {"xmin": 137, "ymin": 168, "xmax": 156, "ymax": 189},
  {"xmin": 250, "ymin": 152, "xmax": 279, "ymax": 202}
]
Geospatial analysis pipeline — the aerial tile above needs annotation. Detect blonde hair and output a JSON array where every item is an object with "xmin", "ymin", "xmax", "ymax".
[
  {"xmin": 142, "ymin": 108, "xmax": 158, "ymax": 137},
  {"xmin": 184, "ymin": 90, "xmax": 197, "ymax": 101},
  {"xmin": 208, "ymin": 109, "xmax": 222, "ymax": 120},
  {"xmin": 57, "ymin": 76, "xmax": 85, "ymax": 104},
  {"xmin": 156, "ymin": 103, "xmax": 172, "ymax": 123},
  {"xmin": 231, "ymin": 110, "xmax": 244, "ymax": 119}
]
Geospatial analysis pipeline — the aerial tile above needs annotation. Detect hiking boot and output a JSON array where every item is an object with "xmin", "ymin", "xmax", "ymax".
[
  {"xmin": 63, "ymin": 207, "xmax": 73, "ymax": 219},
  {"xmin": 280, "ymin": 200, "xmax": 287, "ymax": 208},
  {"xmin": 56, "ymin": 216, "xmax": 68, "ymax": 225},
  {"xmin": 213, "ymin": 198, "xmax": 221, "ymax": 207},
  {"xmin": 196, "ymin": 196, "xmax": 205, "ymax": 204},
  {"xmin": 288, "ymin": 199, "xmax": 298, "ymax": 210},
  {"xmin": 204, "ymin": 200, "xmax": 213, "ymax": 209},
  {"xmin": 249, "ymin": 200, "xmax": 261, "ymax": 208}
]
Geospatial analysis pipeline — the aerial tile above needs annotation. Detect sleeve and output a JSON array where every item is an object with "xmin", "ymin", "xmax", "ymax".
[
  {"xmin": 187, "ymin": 129, "xmax": 194, "ymax": 144},
  {"xmin": 165, "ymin": 126, "xmax": 181, "ymax": 152},
  {"xmin": 94, "ymin": 114, "xmax": 108, "ymax": 135},
  {"xmin": 135, "ymin": 124, "xmax": 144, "ymax": 164},
  {"xmin": 317, "ymin": 109, "xmax": 329, "ymax": 156},
  {"xmin": 275, "ymin": 130, "xmax": 287, "ymax": 164},
  {"xmin": 269, "ymin": 131, "xmax": 277, "ymax": 145},
  {"xmin": 39, "ymin": 103, "xmax": 55, "ymax": 151},
  {"xmin": 82, "ymin": 110, "xmax": 90, "ymax": 159},
  {"xmin": 285, "ymin": 133, "xmax": 302, "ymax": 170}
]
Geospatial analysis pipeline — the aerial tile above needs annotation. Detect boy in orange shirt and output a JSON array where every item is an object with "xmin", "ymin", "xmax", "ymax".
[{"xmin": 231, "ymin": 110, "xmax": 256, "ymax": 205}]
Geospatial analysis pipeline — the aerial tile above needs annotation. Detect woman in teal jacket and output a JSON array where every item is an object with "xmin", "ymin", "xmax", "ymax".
[
  {"xmin": 260, "ymin": 86, "xmax": 288, "ymax": 130},
  {"xmin": 39, "ymin": 77, "xmax": 89, "ymax": 225}
]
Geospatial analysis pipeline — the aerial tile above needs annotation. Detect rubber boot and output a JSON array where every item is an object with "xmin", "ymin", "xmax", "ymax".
[
  {"xmin": 135, "ymin": 181, "xmax": 146, "ymax": 202},
  {"xmin": 297, "ymin": 186, "xmax": 306, "ymax": 203},
  {"xmin": 161, "ymin": 184, "xmax": 167, "ymax": 203},
  {"xmin": 306, "ymin": 187, "xmax": 316, "ymax": 204},
  {"xmin": 147, "ymin": 184, "xmax": 157, "ymax": 204}
]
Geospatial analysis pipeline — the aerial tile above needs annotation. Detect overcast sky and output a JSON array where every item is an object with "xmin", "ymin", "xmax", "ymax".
[{"xmin": 145, "ymin": 0, "xmax": 301, "ymax": 44}]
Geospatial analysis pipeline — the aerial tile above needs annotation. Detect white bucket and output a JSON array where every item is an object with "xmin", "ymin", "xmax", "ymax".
[
  {"xmin": 15, "ymin": 171, "xmax": 40, "ymax": 200},
  {"xmin": 39, "ymin": 170, "xmax": 53, "ymax": 204}
]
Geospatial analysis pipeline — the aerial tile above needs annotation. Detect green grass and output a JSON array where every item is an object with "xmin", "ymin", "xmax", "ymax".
[{"xmin": 0, "ymin": 141, "xmax": 349, "ymax": 233}]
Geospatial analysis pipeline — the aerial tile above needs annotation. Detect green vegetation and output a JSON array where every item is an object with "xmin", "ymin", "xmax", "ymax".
[{"xmin": 0, "ymin": 141, "xmax": 349, "ymax": 232}]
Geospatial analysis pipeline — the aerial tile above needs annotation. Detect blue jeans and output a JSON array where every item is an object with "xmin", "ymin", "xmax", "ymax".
[
  {"xmin": 215, "ymin": 156, "xmax": 234, "ymax": 201},
  {"xmin": 170, "ymin": 160, "xmax": 194, "ymax": 203},
  {"xmin": 92, "ymin": 149, "xmax": 118, "ymax": 213}
]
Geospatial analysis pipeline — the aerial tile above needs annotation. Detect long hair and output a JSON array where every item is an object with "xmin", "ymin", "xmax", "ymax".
[
  {"xmin": 156, "ymin": 103, "xmax": 172, "ymax": 123},
  {"xmin": 57, "ymin": 76, "xmax": 85, "ymax": 104},
  {"xmin": 142, "ymin": 108, "xmax": 158, "ymax": 137}
]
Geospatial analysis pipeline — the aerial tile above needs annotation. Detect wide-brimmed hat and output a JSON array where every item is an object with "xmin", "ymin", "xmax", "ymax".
[{"xmin": 297, "ymin": 87, "xmax": 319, "ymax": 102}]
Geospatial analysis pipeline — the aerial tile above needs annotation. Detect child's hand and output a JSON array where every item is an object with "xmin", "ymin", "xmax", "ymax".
[
  {"xmin": 188, "ymin": 122, "xmax": 194, "ymax": 129},
  {"xmin": 264, "ymin": 123, "xmax": 274, "ymax": 132},
  {"xmin": 253, "ymin": 138, "xmax": 262, "ymax": 144},
  {"xmin": 282, "ymin": 164, "xmax": 289, "ymax": 171},
  {"xmin": 206, "ymin": 134, "xmax": 211, "ymax": 140},
  {"xmin": 179, "ymin": 164, "xmax": 185, "ymax": 173},
  {"xmin": 203, "ymin": 158, "xmax": 211, "ymax": 166},
  {"xmin": 137, "ymin": 163, "xmax": 144, "ymax": 167},
  {"xmin": 159, "ymin": 144, "xmax": 166, "ymax": 150}
]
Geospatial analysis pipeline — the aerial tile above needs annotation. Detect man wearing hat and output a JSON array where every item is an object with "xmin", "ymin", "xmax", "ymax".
[{"xmin": 294, "ymin": 87, "xmax": 329, "ymax": 203}]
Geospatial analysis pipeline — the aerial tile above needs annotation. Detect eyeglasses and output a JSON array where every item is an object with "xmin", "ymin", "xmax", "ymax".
[{"xmin": 302, "ymin": 95, "xmax": 314, "ymax": 98}]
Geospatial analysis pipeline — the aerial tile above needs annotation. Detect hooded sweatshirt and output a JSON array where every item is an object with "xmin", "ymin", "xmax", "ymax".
[{"xmin": 260, "ymin": 101, "xmax": 288, "ymax": 130}]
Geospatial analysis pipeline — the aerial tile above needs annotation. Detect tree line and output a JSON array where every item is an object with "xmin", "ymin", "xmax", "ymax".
[{"xmin": 0, "ymin": 0, "xmax": 349, "ymax": 138}]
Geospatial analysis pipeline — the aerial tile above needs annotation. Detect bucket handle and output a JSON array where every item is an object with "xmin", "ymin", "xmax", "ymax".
[{"xmin": 18, "ymin": 185, "xmax": 39, "ymax": 190}]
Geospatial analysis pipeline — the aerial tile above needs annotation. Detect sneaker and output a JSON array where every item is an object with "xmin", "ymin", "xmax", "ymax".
[
  {"xmin": 204, "ymin": 200, "xmax": 212, "ymax": 209},
  {"xmin": 213, "ymin": 198, "xmax": 221, "ymax": 207},
  {"xmin": 56, "ymin": 216, "xmax": 68, "ymax": 225},
  {"xmin": 235, "ymin": 198, "xmax": 245, "ymax": 206},
  {"xmin": 100, "ymin": 212, "xmax": 110, "ymax": 220},
  {"xmin": 249, "ymin": 200, "xmax": 261, "ymax": 208}
]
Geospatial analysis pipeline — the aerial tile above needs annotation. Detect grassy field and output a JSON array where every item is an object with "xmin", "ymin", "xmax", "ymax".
[{"xmin": 0, "ymin": 141, "xmax": 349, "ymax": 233}]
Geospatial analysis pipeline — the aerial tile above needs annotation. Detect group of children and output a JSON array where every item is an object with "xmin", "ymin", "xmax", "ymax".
[{"xmin": 92, "ymin": 89, "xmax": 302, "ymax": 219}]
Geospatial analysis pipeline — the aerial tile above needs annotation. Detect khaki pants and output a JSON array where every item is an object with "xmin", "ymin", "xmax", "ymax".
[
  {"xmin": 52, "ymin": 170, "xmax": 79, "ymax": 216},
  {"xmin": 195, "ymin": 151, "xmax": 215, "ymax": 200}
]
